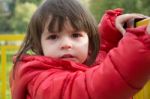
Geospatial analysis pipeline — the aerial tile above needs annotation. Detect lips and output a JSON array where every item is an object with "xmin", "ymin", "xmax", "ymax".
[
  {"xmin": 60, "ymin": 54, "xmax": 74, "ymax": 58},
  {"xmin": 60, "ymin": 54, "xmax": 78, "ymax": 62}
]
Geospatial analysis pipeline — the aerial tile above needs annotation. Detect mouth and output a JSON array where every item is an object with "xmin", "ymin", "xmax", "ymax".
[
  {"xmin": 60, "ymin": 54, "xmax": 77, "ymax": 62},
  {"xmin": 60, "ymin": 54, "xmax": 74, "ymax": 58}
]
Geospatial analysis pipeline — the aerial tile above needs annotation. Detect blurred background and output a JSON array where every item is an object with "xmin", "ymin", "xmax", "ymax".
[
  {"xmin": 0, "ymin": 0, "xmax": 150, "ymax": 34},
  {"xmin": 0, "ymin": 0, "xmax": 150, "ymax": 99}
]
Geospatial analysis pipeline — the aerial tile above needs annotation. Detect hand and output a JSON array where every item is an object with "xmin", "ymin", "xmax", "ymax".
[{"xmin": 115, "ymin": 13, "xmax": 148, "ymax": 35}]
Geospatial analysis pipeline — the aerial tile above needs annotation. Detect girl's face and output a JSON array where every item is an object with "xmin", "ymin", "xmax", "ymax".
[{"xmin": 41, "ymin": 20, "xmax": 89, "ymax": 64}]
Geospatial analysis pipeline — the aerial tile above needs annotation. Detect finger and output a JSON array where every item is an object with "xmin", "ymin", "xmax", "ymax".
[
  {"xmin": 115, "ymin": 14, "xmax": 148, "ymax": 35},
  {"xmin": 115, "ymin": 18, "xmax": 126, "ymax": 35},
  {"xmin": 120, "ymin": 14, "xmax": 146, "ymax": 22},
  {"xmin": 131, "ymin": 13, "xmax": 149, "ymax": 19},
  {"xmin": 123, "ymin": 14, "xmax": 145, "ymax": 21}
]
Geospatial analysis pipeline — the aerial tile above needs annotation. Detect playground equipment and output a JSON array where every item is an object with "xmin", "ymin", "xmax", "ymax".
[
  {"xmin": 135, "ymin": 18, "xmax": 150, "ymax": 27},
  {"xmin": 0, "ymin": 34, "xmax": 24, "ymax": 99}
]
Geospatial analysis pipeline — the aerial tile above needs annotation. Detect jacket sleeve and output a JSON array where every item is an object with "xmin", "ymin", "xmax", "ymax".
[
  {"xmin": 98, "ymin": 8, "xmax": 123, "ymax": 52},
  {"xmin": 85, "ymin": 27, "xmax": 150, "ymax": 99},
  {"xmin": 94, "ymin": 8, "xmax": 124, "ymax": 66}
]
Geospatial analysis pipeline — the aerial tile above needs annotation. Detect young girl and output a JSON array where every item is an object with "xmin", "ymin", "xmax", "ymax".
[{"xmin": 10, "ymin": 0, "xmax": 150, "ymax": 99}]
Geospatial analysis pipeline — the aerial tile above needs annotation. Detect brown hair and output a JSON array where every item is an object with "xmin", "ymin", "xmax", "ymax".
[{"xmin": 15, "ymin": 0, "xmax": 100, "ymax": 67}]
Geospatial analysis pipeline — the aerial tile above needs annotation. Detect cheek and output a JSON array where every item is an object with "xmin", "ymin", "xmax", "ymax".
[
  {"xmin": 42, "ymin": 46, "xmax": 59, "ymax": 58},
  {"xmin": 78, "ymin": 46, "xmax": 88, "ymax": 64},
  {"xmin": 76, "ymin": 38, "xmax": 89, "ymax": 63},
  {"xmin": 82, "ymin": 42, "xmax": 89, "ymax": 58},
  {"xmin": 41, "ymin": 40, "xmax": 57, "ymax": 57}
]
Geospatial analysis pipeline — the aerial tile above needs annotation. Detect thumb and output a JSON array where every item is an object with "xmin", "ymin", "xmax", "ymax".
[
  {"xmin": 115, "ymin": 20, "xmax": 126, "ymax": 35},
  {"xmin": 146, "ymin": 22, "xmax": 150, "ymax": 34}
]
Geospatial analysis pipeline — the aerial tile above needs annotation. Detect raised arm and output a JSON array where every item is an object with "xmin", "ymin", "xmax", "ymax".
[
  {"xmin": 86, "ymin": 26, "xmax": 150, "ymax": 99},
  {"xmin": 94, "ymin": 8, "xmax": 124, "ymax": 66},
  {"xmin": 98, "ymin": 8, "xmax": 123, "ymax": 52},
  {"xmin": 95, "ymin": 10, "xmax": 147, "ymax": 66}
]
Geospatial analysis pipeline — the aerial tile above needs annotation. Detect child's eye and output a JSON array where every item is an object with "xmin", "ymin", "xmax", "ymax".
[
  {"xmin": 72, "ymin": 33, "xmax": 82, "ymax": 38},
  {"xmin": 47, "ymin": 34, "xmax": 59, "ymax": 40}
]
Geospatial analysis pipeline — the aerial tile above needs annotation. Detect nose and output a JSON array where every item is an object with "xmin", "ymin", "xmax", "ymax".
[{"xmin": 60, "ymin": 37, "xmax": 72, "ymax": 50}]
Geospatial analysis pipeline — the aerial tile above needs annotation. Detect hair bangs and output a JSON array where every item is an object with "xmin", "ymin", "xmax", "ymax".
[{"xmin": 47, "ymin": 15, "xmax": 66, "ymax": 33}]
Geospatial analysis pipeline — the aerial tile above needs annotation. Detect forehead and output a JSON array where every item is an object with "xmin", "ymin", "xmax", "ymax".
[{"xmin": 44, "ymin": 16, "xmax": 77, "ymax": 34}]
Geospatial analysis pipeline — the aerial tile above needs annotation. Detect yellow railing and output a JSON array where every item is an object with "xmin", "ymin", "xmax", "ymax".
[
  {"xmin": 0, "ymin": 34, "xmax": 24, "ymax": 99},
  {"xmin": 0, "ymin": 34, "xmax": 150, "ymax": 99},
  {"xmin": 134, "ymin": 82, "xmax": 150, "ymax": 99}
]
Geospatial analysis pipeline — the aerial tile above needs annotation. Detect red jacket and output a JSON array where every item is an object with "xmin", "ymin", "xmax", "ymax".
[{"xmin": 10, "ymin": 9, "xmax": 150, "ymax": 99}]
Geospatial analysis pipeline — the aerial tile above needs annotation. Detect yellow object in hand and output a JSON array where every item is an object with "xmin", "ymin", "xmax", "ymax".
[{"xmin": 135, "ymin": 18, "xmax": 150, "ymax": 27}]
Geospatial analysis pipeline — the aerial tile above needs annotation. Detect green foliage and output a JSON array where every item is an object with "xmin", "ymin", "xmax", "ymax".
[
  {"xmin": 89, "ymin": 0, "xmax": 150, "ymax": 22},
  {"xmin": 0, "ymin": 17, "xmax": 12, "ymax": 33},
  {"xmin": 0, "ymin": 0, "xmax": 42, "ymax": 33},
  {"xmin": 89, "ymin": 0, "xmax": 123, "ymax": 22},
  {"xmin": 10, "ymin": 2, "xmax": 37, "ymax": 33},
  {"xmin": 140, "ymin": 0, "xmax": 150, "ymax": 16},
  {"xmin": 18, "ymin": 0, "xmax": 43, "ymax": 5},
  {"xmin": 0, "ymin": 0, "xmax": 12, "ymax": 33},
  {"xmin": 0, "ymin": 0, "xmax": 150, "ymax": 33}
]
